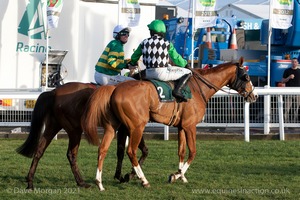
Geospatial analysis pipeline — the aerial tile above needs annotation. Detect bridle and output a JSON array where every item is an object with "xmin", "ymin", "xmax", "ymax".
[
  {"xmin": 230, "ymin": 66, "xmax": 255, "ymax": 100},
  {"xmin": 190, "ymin": 63, "xmax": 255, "ymax": 103}
]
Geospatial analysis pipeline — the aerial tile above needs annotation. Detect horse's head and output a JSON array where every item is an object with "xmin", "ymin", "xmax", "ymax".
[{"xmin": 229, "ymin": 57, "xmax": 258, "ymax": 103}]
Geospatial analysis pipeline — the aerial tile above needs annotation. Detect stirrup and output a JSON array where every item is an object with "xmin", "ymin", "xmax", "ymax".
[{"xmin": 172, "ymin": 91, "xmax": 187, "ymax": 102}]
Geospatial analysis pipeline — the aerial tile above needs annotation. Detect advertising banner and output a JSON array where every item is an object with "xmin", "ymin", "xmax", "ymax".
[
  {"xmin": 119, "ymin": 0, "xmax": 141, "ymax": 27},
  {"xmin": 47, "ymin": 0, "xmax": 64, "ymax": 29},
  {"xmin": 194, "ymin": 0, "xmax": 217, "ymax": 28},
  {"xmin": 271, "ymin": 0, "xmax": 294, "ymax": 29}
]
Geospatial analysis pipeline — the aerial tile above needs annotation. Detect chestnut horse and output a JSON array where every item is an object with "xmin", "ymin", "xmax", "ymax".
[
  {"xmin": 82, "ymin": 57, "xmax": 258, "ymax": 190},
  {"xmin": 16, "ymin": 82, "xmax": 148, "ymax": 190}
]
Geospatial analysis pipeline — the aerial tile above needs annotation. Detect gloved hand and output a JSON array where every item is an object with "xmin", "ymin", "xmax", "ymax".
[
  {"xmin": 185, "ymin": 63, "xmax": 191, "ymax": 69},
  {"xmin": 127, "ymin": 62, "xmax": 137, "ymax": 70}
]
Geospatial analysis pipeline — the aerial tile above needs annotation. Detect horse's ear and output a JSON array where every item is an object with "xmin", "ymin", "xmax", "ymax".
[{"xmin": 239, "ymin": 57, "xmax": 244, "ymax": 67}]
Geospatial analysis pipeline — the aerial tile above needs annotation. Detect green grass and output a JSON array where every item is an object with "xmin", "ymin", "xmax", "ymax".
[{"xmin": 0, "ymin": 139, "xmax": 299, "ymax": 200}]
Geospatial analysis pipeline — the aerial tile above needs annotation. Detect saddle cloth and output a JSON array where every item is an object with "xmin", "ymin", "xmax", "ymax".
[{"xmin": 149, "ymin": 79, "xmax": 192, "ymax": 102}]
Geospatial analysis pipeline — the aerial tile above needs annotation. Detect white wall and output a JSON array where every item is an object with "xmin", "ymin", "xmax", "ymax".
[
  {"xmin": 77, "ymin": 1, "xmax": 156, "ymax": 82},
  {"xmin": 0, "ymin": 0, "xmax": 156, "ymax": 89},
  {"xmin": 0, "ymin": 1, "xmax": 42, "ymax": 89}
]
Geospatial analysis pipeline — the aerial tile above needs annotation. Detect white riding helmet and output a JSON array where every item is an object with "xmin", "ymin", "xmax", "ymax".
[{"xmin": 113, "ymin": 25, "xmax": 131, "ymax": 39}]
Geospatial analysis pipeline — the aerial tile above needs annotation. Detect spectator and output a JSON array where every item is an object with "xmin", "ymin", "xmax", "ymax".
[{"xmin": 281, "ymin": 57, "xmax": 300, "ymax": 122}]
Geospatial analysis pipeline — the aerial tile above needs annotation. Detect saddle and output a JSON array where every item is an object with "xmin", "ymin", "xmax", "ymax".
[
  {"xmin": 150, "ymin": 79, "xmax": 192, "ymax": 102},
  {"xmin": 91, "ymin": 70, "xmax": 192, "ymax": 102}
]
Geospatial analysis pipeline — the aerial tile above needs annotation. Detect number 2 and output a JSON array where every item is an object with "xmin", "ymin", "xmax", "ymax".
[{"xmin": 157, "ymin": 86, "xmax": 165, "ymax": 98}]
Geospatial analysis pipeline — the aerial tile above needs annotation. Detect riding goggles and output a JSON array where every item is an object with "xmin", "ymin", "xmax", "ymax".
[{"xmin": 119, "ymin": 31, "xmax": 129, "ymax": 37}]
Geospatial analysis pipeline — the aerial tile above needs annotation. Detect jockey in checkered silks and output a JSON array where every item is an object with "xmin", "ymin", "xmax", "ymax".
[{"xmin": 129, "ymin": 20, "xmax": 192, "ymax": 102}]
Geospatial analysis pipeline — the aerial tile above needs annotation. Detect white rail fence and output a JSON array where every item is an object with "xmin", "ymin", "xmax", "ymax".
[{"xmin": 1, "ymin": 87, "xmax": 300, "ymax": 141}]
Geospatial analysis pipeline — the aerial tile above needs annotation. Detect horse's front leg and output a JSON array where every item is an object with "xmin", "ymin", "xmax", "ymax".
[
  {"xmin": 137, "ymin": 136, "xmax": 149, "ymax": 167},
  {"xmin": 179, "ymin": 126, "xmax": 197, "ymax": 182},
  {"xmin": 169, "ymin": 128, "xmax": 188, "ymax": 183},
  {"xmin": 95, "ymin": 127, "xmax": 115, "ymax": 191},
  {"xmin": 114, "ymin": 127, "xmax": 128, "ymax": 182},
  {"xmin": 66, "ymin": 130, "xmax": 90, "ymax": 188}
]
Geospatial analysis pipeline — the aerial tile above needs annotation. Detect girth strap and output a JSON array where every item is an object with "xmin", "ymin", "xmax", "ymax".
[{"xmin": 167, "ymin": 101, "xmax": 180, "ymax": 126}]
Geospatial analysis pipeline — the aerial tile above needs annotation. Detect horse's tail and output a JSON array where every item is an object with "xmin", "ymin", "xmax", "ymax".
[
  {"xmin": 16, "ymin": 91, "xmax": 55, "ymax": 158},
  {"xmin": 81, "ymin": 85, "xmax": 116, "ymax": 146}
]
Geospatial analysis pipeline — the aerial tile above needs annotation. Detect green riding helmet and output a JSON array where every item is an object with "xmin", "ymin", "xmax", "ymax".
[{"xmin": 147, "ymin": 20, "xmax": 166, "ymax": 33}]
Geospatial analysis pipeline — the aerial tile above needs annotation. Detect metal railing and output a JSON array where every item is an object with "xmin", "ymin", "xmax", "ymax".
[
  {"xmin": 0, "ymin": 90, "xmax": 41, "ymax": 126},
  {"xmin": 1, "ymin": 87, "xmax": 299, "ymax": 141}
]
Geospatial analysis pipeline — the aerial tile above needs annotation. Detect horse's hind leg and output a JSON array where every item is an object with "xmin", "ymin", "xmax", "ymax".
[
  {"xmin": 114, "ymin": 123, "xmax": 149, "ymax": 183},
  {"xmin": 126, "ymin": 127, "xmax": 150, "ymax": 188},
  {"xmin": 95, "ymin": 126, "xmax": 115, "ymax": 191},
  {"xmin": 66, "ymin": 129, "xmax": 91, "ymax": 188},
  {"xmin": 124, "ymin": 136, "xmax": 148, "ymax": 182},
  {"xmin": 26, "ymin": 124, "xmax": 60, "ymax": 190}
]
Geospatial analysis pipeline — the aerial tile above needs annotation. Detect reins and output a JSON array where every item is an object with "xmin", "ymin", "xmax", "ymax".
[
  {"xmin": 190, "ymin": 67, "xmax": 238, "ymax": 94},
  {"xmin": 189, "ymin": 64, "xmax": 254, "ymax": 102},
  {"xmin": 188, "ymin": 66, "xmax": 238, "ymax": 103}
]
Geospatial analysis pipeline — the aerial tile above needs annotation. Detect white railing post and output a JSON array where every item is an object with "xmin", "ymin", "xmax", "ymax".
[
  {"xmin": 244, "ymin": 102, "xmax": 250, "ymax": 142},
  {"xmin": 164, "ymin": 125, "xmax": 169, "ymax": 140},
  {"xmin": 278, "ymin": 95, "xmax": 285, "ymax": 140},
  {"xmin": 264, "ymin": 86, "xmax": 271, "ymax": 134}
]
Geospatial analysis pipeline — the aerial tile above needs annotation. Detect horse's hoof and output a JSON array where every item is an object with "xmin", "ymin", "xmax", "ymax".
[
  {"xmin": 114, "ymin": 173, "xmax": 122, "ymax": 180},
  {"xmin": 26, "ymin": 183, "xmax": 34, "ymax": 190},
  {"xmin": 95, "ymin": 180, "xmax": 105, "ymax": 191},
  {"xmin": 180, "ymin": 176, "xmax": 188, "ymax": 183},
  {"xmin": 129, "ymin": 173, "xmax": 135, "ymax": 180},
  {"xmin": 124, "ymin": 173, "xmax": 132, "ymax": 182},
  {"xmin": 26, "ymin": 176, "xmax": 34, "ymax": 189},
  {"xmin": 168, "ymin": 174, "xmax": 176, "ymax": 183},
  {"xmin": 78, "ymin": 182, "xmax": 91, "ymax": 188},
  {"xmin": 142, "ymin": 182, "xmax": 150, "ymax": 188},
  {"xmin": 26, "ymin": 186, "xmax": 34, "ymax": 191},
  {"xmin": 114, "ymin": 174, "xmax": 121, "ymax": 180},
  {"xmin": 115, "ymin": 175, "xmax": 126, "ymax": 183}
]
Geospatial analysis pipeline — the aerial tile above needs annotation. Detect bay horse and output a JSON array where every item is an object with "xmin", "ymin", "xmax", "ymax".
[
  {"xmin": 16, "ymin": 81, "xmax": 148, "ymax": 190},
  {"xmin": 82, "ymin": 57, "xmax": 258, "ymax": 190}
]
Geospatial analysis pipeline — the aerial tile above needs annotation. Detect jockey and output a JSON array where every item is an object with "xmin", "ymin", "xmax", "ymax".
[
  {"xmin": 129, "ymin": 20, "xmax": 192, "ymax": 102},
  {"xmin": 94, "ymin": 25, "xmax": 135, "ymax": 85}
]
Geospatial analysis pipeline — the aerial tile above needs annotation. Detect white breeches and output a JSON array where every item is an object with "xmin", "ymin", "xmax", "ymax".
[
  {"xmin": 94, "ymin": 71, "xmax": 135, "ymax": 85},
  {"xmin": 145, "ymin": 65, "xmax": 191, "ymax": 81}
]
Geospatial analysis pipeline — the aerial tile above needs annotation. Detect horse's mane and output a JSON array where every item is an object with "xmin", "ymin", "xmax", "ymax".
[{"xmin": 191, "ymin": 61, "xmax": 237, "ymax": 75}]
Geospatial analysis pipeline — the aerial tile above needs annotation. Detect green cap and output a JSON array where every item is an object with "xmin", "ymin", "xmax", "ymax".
[{"xmin": 147, "ymin": 20, "xmax": 166, "ymax": 33}]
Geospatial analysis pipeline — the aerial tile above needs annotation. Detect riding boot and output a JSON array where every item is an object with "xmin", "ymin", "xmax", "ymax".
[{"xmin": 172, "ymin": 74, "xmax": 192, "ymax": 102}]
